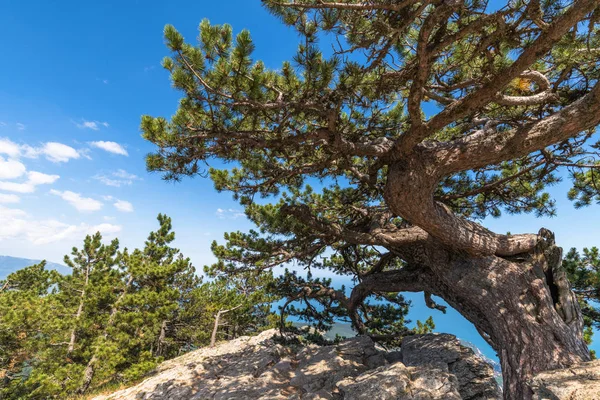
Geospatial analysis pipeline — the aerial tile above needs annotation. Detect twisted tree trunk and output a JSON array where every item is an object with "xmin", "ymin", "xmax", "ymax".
[{"xmin": 368, "ymin": 230, "xmax": 591, "ymax": 400}]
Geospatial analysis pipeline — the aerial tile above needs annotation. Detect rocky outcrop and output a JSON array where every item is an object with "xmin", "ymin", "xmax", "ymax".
[
  {"xmin": 92, "ymin": 330, "xmax": 501, "ymax": 400},
  {"xmin": 401, "ymin": 334, "xmax": 502, "ymax": 400},
  {"xmin": 529, "ymin": 359, "xmax": 600, "ymax": 400},
  {"xmin": 337, "ymin": 362, "xmax": 462, "ymax": 399}
]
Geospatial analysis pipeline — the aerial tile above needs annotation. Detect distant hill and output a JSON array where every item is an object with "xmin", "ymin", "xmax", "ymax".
[{"xmin": 0, "ymin": 255, "xmax": 69, "ymax": 280}]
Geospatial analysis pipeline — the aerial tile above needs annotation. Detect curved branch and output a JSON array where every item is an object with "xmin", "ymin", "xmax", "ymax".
[
  {"xmin": 435, "ymin": 81, "xmax": 600, "ymax": 174},
  {"xmin": 394, "ymin": 0, "xmax": 598, "ymax": 154},
  {"xmin": 281, "ymin": 204, "xmax": 430, "ymax": 247},
  {"xmin": 495, "ymin": 91, "xmax": 558, "ymax": 106},
  {"xmin": 424, "ymin": 291, "xmax": 447, "ymax": 313}
]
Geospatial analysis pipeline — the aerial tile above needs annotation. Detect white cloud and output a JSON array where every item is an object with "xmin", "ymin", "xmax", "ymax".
[
  {"xmin": 16, "ymin": 123, "xmax": 25, "ymax": 131},
  {"xmin": 28, "ymin": 171, "xmax": 60, "ymax": 185},
  {"xmin": 94, "ymin": 169, "xmax": 139, "ymax": 187},
  {"xmin": 0, "ymin": 122, "xmax": 6, "ymax": 127},
  {"xmin": 0, "ymin": 157, "xmax": 26, "ymax": 179},
  {"xmin": 80, "ymin": 121, "xmax": 99, "ymax": 130},
  {"xmin": 90, "ymin": 141, "xmax": 128, "ymax": 156},
  {"xmin": 0, "ymin": 171, "xmax": 59, "ymax": 193},
  {"xmin": 94, "ymin": 176, "xmax": 123, "ymax": 187},
  {"xmin": 0, "ymin": 138, "xmax": 22, "ymax": 158},
  {"xmin": 75, "ymin": 119, "xmax": 109, "ymax": 130},
  {"xmin": 0, "ymin": 194, "xmax": 19, "ymax": 203},
  {"xmin": 0, "ymin": 205, "xmax": 121, "ymax": 245},
  {"xmin": 50, "ymin": 190, "xmax": 103, "ymax": 212},
  {"xmin": 0, "ymin": 137, "xmax": 83, "ymax": 163},
  {"xmin": 113, "ymin": 199, "xmax": 133, "ymax": 213},
  {"xmin": 114, "ymin": 169, "xmax": 137, "ymax": 179},
  {"xmin": 216, "ymin": 208, "xmax": 245, "ymax": 219},
  {"xmin": 0, "ymin": 181, "xmax": 36, "ymax": 193},
  {"xmin": 41, "ymin": 142, "xmax": 81, "ymax": 163}
]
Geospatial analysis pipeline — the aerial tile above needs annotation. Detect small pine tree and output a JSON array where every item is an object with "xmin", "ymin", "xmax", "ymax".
[
  {"xmin": 0, "ymin": 262, "xmax": 58, "ymax": 399},
  {"xmin": 563, "ymin": 247, "xmax": 600, "ymax": 359}
]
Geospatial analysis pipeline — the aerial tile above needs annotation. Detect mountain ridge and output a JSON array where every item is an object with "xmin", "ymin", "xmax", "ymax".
[{"xmin": 0, "ymin": 255, "xmax": 69, "ymax": 280}]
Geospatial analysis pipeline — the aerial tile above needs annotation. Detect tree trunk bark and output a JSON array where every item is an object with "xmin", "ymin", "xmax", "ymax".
[
  {"xmin": 68, "ymin": 261, "xmax": 91, "ymax": 355},
  {"xmin": 210, "ymin": 310, "xmax": 225, "ymax": 348},
  {"xmin": 77, "ymin": 275, "xmax": 133, "ymax": 394},
  {"xmin": 156, "ymin": 320, "xmax": 168, "ymax": 357},
  {"xmin": 408, "ymin": 229, "xmax": 591, "ymax": 400},
  {"xmin": 210, "ymin": 305, "xmax": 241, "ymax": 347}
]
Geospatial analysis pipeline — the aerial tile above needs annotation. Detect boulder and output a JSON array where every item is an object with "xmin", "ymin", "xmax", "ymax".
[
  {"xmin": 401, "ymin": 333, "xmax": 502, "ymax": 400},
  {"xmin": 529, "ymin": 359, "xmax": 600, "ymax": 400},
  {"xmin": 92, "ymin": 330, "xmax": 501, "ymax": 400},
  {"xmin": 337, "ymin": 362, "xmax": 462, "ymax": 400}
]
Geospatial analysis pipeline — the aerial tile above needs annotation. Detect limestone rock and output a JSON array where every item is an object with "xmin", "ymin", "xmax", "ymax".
[
  {"xmin": 92, "ymin": 330, "xmax": 501, "ymax": 400},
  {"xmin": 337, "ymin": 362, "xmax": 462, "ymax": 400},
  {"xmin": 529, "ymin": 359, "xmax": 600, "ymax": 400},
  {"xmin": 401, "ymin": 333, "xmax": 502, "ymax": 400}
]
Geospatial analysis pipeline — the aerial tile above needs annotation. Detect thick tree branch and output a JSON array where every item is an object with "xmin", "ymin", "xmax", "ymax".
[
  {"xmin": 434, "ymin": 81, "xmax": 600, "ymax": 174},
  {"xmin": 394, "ymin": 0, "xmax": 598, "ymax": 154},
  {"xmin": 281, "ymin": 204, "xmax": 430, "ymax": 248},
  {"xmin": 272, "ymin": 0, "xmax": 418, "ymax": 12}
]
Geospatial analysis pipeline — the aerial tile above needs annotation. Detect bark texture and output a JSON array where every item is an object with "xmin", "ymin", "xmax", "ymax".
[{"xmin": 367, "ymin": 230, "xmax": 591, "ymax": 400}]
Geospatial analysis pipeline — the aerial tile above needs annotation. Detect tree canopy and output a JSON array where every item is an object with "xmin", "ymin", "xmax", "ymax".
[
  {"xmin": 0, "ymin": 215, "xmax": 276, "ymax": 399},
  {"xmin": 142, "ymin": 1, "xmax": 600, "ymax": 398}
]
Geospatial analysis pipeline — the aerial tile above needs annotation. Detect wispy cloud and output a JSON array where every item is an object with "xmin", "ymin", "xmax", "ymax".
[
  {"xmin": 102, "ymin": 195, "xmax": 134, "ymax": 213},
  {"xmin": 0, "ymin": 171, "xmax": 59, "ymax": 193},
  {"xmin": 40, "ymin": 142, "xmax": 81, "ymax": 163},
  {"xmin": 90, "ymin": 141, "xmax": 128, "ymax": 156},
  {"xmin": 0, "ymin": 157, "xmax": 26, "ymax": 179},
  {"xmin": 16, "ymin": 123, "xmax": 25, "ymax": 131},
  {"xmin": 0, "ymin": 138, "xmax": 22, "ymax": 158},
  {"xmin": 114, "ymin": 199, "xmax": 133, "ymax": 213},
  {"xmin": 0, "ymin": 137, "xmax": 83, "ymax": 163},
  {"xmin": 0, "ymin": 194, "xmax": 19, "ymax": 204},
  {"xmin": 50, "ymin": 190, "xmax": 103, "ymax": 212},
  {"xmin": 216, "ymin": 208, "xmax": 245, "ymax": 219},
  {"xmin": 94, "ymin": 169, "xmax": 139, "ymax": 187},
  {"xmin": 0, "ymin": 205, "xmax": 121, "ymax": 245},
  {"xmin": 74, "ymin": 119, "xmax": 109, "ymax": 130}
]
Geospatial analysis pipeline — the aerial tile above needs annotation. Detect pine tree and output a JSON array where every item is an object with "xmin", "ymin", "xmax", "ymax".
[
  {"xmin": 22, "ymin": 234, "xmax": 120, "ymax": 398},
  {"xmin": 0, "ymin": 262, "xmax": 58, "ymax": 399},
  {"xmin": 563, "ymin": 247, "xmax": 600, "ymax": 358},
  {"xmin": 76, "ymin": 214, "xmax": 201, "ymax": 392},
  {"xmin": 142, "ymin": 2, "xmax": 600, "ymax": 398}
]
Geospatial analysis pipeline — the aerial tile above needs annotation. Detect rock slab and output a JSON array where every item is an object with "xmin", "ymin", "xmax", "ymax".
[
  {"xmin": 530, "ymin": 360, "xmax": 600, "ymax": 400},
  {"xmin": 92, "ymin": 330, "xmax": 501, "ymax": 400},
  {"xmin": 401, "ymin": 333, "xmax": 502, "ymax": 400}
]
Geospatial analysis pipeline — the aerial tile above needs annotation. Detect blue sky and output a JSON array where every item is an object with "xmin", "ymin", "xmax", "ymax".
[{"xmin": 1, "ymin": 0, "xmax": 599, "ymax": 358}]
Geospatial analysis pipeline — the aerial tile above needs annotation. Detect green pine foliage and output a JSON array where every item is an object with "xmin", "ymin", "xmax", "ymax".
[
  {"xmin": 0, "ymin": 215, "xmax": 275, "ymax": 399},
  {"xmin": 563, "ymin": 247, "xmax": 600, "ymax": 359}
]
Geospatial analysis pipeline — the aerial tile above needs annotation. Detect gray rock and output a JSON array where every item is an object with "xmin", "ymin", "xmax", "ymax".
[
  {"xmin": 92, "ymin": 330, "xmax": 501, "ymax": 400},
  {"xmin": 529, "ymin": 359, "xmax": 600, "ymax": 400},
  {"xmin": 401, "ymin": 333, "xmax": 502, "ymax": 400},
  {"xmin": 337, "ymin": 362, "xmax": 462, "ymax": 400}
]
